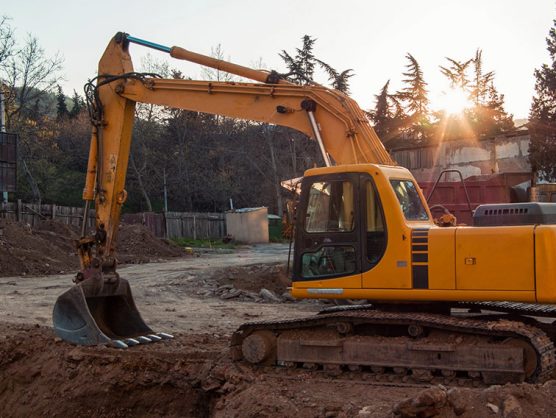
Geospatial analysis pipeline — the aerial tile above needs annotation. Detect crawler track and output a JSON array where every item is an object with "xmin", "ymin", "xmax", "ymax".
[{"xmin": 231, "ymin": 308, "xmax": 556, "ymax": 386}]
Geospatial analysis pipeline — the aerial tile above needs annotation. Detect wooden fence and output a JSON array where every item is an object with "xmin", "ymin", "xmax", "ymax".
[
  {"xmin": 0, "ymin": 200, "xmax": 226, "ymax": 240},
  {"xmin": 166, "ymin": 211, "xmax": 226, "ymax": 239},
  {"xmin": 0, "ymin": 200, "xmax": 95, "ymax": 229},
  {"xmin": 122, "ymin": 211, "xmax": 226, "ymax": 239}
]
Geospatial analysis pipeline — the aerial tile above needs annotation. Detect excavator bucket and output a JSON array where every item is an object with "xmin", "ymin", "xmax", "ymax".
[{"xmin": 52, "ymin": 276, "xmax": 172, "ymax": 348}]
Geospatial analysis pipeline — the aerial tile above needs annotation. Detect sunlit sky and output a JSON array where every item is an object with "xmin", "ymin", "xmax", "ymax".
[{"xmin": 2, "ymin": 0, "xmax": 554, "ymax": 119}]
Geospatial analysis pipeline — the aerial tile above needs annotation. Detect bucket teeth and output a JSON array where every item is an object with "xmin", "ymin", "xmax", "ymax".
[
  {"xmin": 125, "ymin": 338, "xmax": 140, "ymax": 346},
  {"xmin": 158, "ymin": 332, "xmax": 174, "ymax": 340},
  {"xmin": 137, "ymin": 336, "xmax": 152, "ymax": 343},
  {"xmin": 111, "ymin": 340, "xmax": 129, "ymax": 349},
  {"xmin": 148, "ymin": 334, "xmax": 162, "ymax": 341}
]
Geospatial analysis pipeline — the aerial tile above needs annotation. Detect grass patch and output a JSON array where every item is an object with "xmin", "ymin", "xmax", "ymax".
[{"xmin": 172, "ymin": 238, "xmax": 237, "ymax": 249}]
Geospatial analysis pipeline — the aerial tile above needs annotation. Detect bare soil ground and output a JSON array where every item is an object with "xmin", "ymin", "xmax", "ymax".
[{"xmin": 2, "ymin": 220, "xmax": 556, "ymax": 417}]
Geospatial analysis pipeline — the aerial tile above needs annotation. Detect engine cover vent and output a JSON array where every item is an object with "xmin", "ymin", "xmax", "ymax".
[{"xmin": 473, "ymin": 202, "xmax": 556, "ymax": 226}]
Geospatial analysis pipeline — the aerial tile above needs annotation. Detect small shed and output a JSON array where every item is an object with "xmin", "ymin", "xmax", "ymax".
[
  {"xmin": 267, "ymin": 214, "xmax": 282, "ymax": 241},
  {"xmin": 225, "ymin": 207, "xmax": 269, "ymax": 243}
]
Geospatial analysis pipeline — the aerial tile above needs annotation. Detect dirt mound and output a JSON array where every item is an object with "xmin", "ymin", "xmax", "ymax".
[
  {"xmin": 4, "ymin": 322, "xmax": 556, "ymax": 418},
  {"xmin": 389, "ymin": 383, "xmax": 556, "ymax": 418},
  {"xmin": 116, "ymin": 223, "xmax": 185, "ymax": 264},
  {"xmin": 0, "ymin": 220, "xmax": 185, "ymax": 277},
  {"xmin": 0, "ymin": 219, "xmax": 79, "ymax": 276},
  {"xmin": 0, "ymin": 322, "xmax": 225, "ymax": 417},
  {"xmin": 33, "ymin": 219, "xmax": 81, "ymax": 237},
  {"xmin": 215, "ymin": 263, "xmax": 290, "ymax": 294},
  {"xmin": 201, "ymin": 263, "xmax": 294, "ymax": 303}
]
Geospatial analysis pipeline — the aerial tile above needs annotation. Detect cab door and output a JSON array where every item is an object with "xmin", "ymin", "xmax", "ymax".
[{"xmin": 293, "ymin": 173, "xmax": 362, "ymax": 285}]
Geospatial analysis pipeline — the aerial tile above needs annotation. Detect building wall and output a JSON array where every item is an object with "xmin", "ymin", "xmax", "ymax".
[
  {"xmin": 225, "ymin": 207, "xmax": 269, "ymax": 243},
  {"xmin": 389, "ymin": 132, "xmax": 531, "ymax": 183}
]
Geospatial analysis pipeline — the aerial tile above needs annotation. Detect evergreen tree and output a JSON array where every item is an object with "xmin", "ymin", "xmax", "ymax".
[
  {"xmin": 280, "ymin": 35, "xmax": 354, "ymax": 93},
  {"xmin": 469, "ymin": 49, "xmax": 494, "ymax": 107},
  {"xmin": 55, "ymin": 85, "xmax": 68, "ymax": 120},
  {"xmin": 316, "ymin": 60, "xmax": 354, "ymax": 94},
  {"xmin": 477, "ymin": 81, "xmax": 514, "ymax": 136},
  {"xmin": 397, "ymin": 53, "xmax": 430, "ymax": 140},
  {"xmin": 529, "ymin": 19, "xmax": 556, "ymax": 181},
  {"xmin": 437, "ymin": 50, "xmax": 513, "ymax": 139},
  {"xmin": 440, "ymin": 57, "xmax": 473, "ymax": 90},
  {"xmin": 280, "ymin": 35, "xmax": 317, "ymax": 84},
  {"xmin": 368, "ymin": 80, "xmax": 404, "ymax": 142},
  {"xmin": 69, "ymin": 89, "xmax": 84, "ymax": 119}
]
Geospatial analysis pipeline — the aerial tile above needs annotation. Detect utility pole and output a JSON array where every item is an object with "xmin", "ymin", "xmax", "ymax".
[
  {"xmin": 163, "ymin": 168, "xmax": 169, "ymax": 239},
  {"xmin": 0, "ymin": 87, "xmax": 8, "ymax": 204}
]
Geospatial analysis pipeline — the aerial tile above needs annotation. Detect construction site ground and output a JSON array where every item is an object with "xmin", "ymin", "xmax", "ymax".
[{"xmin": 2, "ymin": 221, "xmax": 556, "ymax": 417}]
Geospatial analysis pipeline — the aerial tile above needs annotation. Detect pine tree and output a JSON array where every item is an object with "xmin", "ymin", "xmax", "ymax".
[
  {"xmin": 479, "ymin": 82, "xmax": 514, "ymax": 135},
  {"xmin": 280, "ymin": 35, "xmax": 317, "ymax": 84},
  {"xmin": 397, "ymin": 53, "xmax": 430, "ymax": 140},
  {"xmin": 280, "ymin": 35, "xmax": 354, "ymax": 93},
  {"xmin": 438, "ymin": 50, "xmax": 513, "ymax": 138},
  {"xmin": 316, "ymin": 59, "xmax": 354, "ymax": 94},
  {"xmin": 440, "ymin": 57, "xmax": 473, "ymax": 90},
  {"xmin": 530, "ymin": 19, "xmax": 556, "ymax": 181},
  {"xmin": 69, "ymin": 89, "xmax": 84, "ymax": 119},
  {"xmin": 368, "ymin": 80, "xmax": 404, "ymax": 142},
  {"xmin": 469, "ymin": 49, "xmax": 494, "ymax": 107},
  {"xmin": 56, "ymin": 85, "xmax": 68, "ymax": 120}
]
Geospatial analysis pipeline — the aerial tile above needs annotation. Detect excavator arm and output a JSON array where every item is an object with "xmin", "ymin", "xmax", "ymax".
[
  {"xmin": 53, "ymin": 32, "xmax": 394, "ymax": 347},
  {"xmin": 82, "ymin": 32, "xmax": 394, "ymax": 274}
]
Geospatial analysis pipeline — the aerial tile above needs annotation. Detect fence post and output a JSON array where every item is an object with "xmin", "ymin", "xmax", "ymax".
[
  {"xmin": 164, "ymin": 211, "xmax": 169, "ymax": 240},
  {"xmin": 193, "ymin": 215, "xmax": 197, "ymax": 240},
  {"xmin": 16, "ymin": 199, "xmax": 22, "ymax": 222},
  {"xmin": 52, "ymin": 203, "xmax": 56, "ymax": 220}
]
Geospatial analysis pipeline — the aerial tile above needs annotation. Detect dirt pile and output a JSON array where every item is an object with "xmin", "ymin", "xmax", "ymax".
[
  {"xmin": 0, "ymin": 322, "xmax": 226, "ymax": 417},
  {"xmin": 190, "ymin": 263, "xmax": 295, "ymax": 303},
  {"xmin": 0, "ymin": 219, "xmax": 185, "ymax": 277},
  {"xmin": 0, "ymin": 219, "xmax": 79, "ymax": 276},
  {"xmin": 387, "ymin": 383, "xmax": 556, "ymax": 418},
  {"xmin": 4, "ymin": 322, "xmax": 556, "ymax": 418},
  {"xmin": 116, "ymin": 223, "xmax": 185, "ymax": 264}
]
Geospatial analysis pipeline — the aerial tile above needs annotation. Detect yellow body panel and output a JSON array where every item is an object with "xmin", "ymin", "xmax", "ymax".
[
  {"xmin": 535, "ymin": 225, "xmax": 556, "ymax": 302},
  {"xmin": 427, "ymin": 228, "xmax": 456, "ymax": 290},
  {"xmin": 455, "ymin": 226, "xmax": 534, "ymax": 291}
]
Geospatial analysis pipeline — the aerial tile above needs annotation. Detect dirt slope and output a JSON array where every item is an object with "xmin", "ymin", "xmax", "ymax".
[{"xmin": 0, "ymin": 219, "xmax": 184, "ymax": 277}]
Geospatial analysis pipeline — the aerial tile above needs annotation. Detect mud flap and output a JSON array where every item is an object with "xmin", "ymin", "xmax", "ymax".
[{"xmin": 53, "ymin": 276, "xmax": 170, "ymax": 347}]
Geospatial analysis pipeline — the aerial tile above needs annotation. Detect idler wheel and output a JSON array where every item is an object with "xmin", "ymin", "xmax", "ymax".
[
  {"xmin": 241, "ymin": 331, "xmax": 276, "ymax": 365},
  {"xmin": 502, "ymin": 337, "xmax": 538, "ymax": 380}
]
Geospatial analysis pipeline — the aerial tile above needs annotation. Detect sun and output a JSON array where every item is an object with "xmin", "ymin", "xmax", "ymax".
[{"xmin": 436, "ymin": 88, "xmax": 472, "ymax": 116}]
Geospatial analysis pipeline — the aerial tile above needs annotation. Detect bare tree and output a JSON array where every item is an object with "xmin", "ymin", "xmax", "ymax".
[
  {"xmin": 2, "ymin": 34, "xmax": 63, "ymax": 126},
  {"xmin": 0, "ymin": 16, "xmax": 15, "ymax": 68}
]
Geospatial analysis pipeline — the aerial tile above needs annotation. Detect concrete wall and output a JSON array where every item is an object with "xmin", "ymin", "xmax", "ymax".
[
  {"xmin": 390, "ymin": 132, "xmax": 531, "ymax": 183},
  {"xmin": 225, "ymin": 207, "xmax": 269, "ymax": 243}
]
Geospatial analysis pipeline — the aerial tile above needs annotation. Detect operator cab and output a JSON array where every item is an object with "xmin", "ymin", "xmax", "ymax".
[{"xmin": 292, "ymin": 164, "xmax": 431, "ymax": 286}]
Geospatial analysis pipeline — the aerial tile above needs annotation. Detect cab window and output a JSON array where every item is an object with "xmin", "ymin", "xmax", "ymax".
[
  {"xmin": 366, "ymin": 180, "xmax": 386, "ymax": 264},
  {"xmin": 390, "ymin": 179, "xmax": 429, "ymax": 221},
  {"xmin": 305, "ymin": 180, "xmax": 355, "ymax": 233}
]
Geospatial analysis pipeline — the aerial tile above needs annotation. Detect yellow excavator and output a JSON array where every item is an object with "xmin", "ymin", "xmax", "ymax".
[{"xmin": 54, "ymin": 33, "xmax": 556, "ymax": 385}]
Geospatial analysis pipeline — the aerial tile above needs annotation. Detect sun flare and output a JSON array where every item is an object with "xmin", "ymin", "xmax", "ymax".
[{"xmin": 436, "ymin": 88, "xmax": 471, "ymax": 116}]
